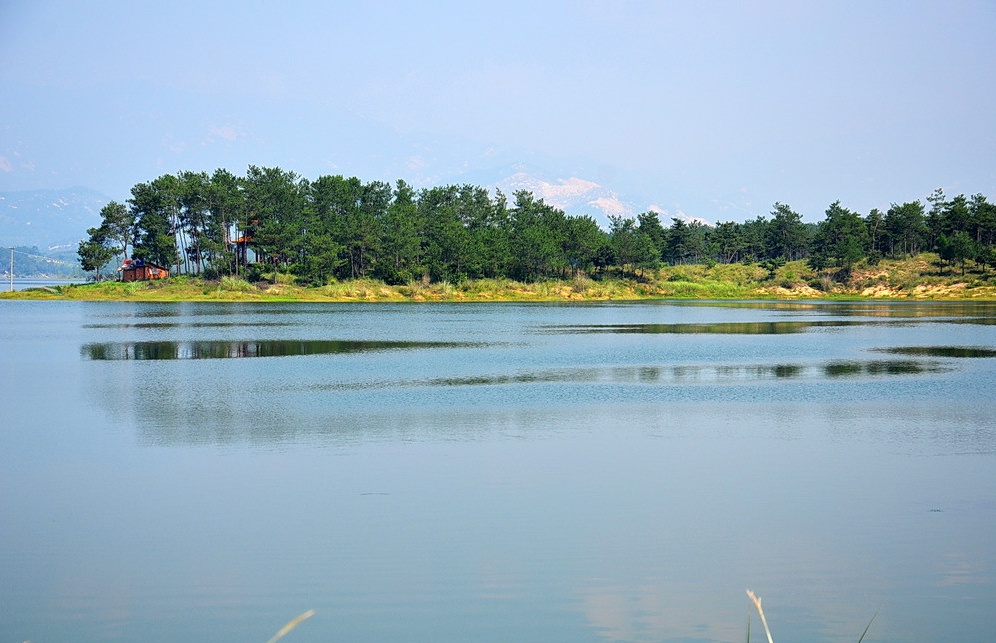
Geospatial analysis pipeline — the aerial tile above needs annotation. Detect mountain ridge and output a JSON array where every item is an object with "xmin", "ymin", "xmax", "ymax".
[
  {"xmin": 0, "ymin": 187, "xmax": 109, "ymax": 250},
  {"xmin": 446, "ymin": 164, "xmax": 711, "ymax": 228}
]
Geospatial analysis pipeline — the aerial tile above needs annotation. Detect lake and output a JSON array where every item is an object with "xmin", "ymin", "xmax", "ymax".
[
  {"xmin": 5, "ymin": 278, "xmax": 84, "ymax": 292},
  {"xmin": 1, "ymin": 299, "xmax": 995, "ymax": 643}
]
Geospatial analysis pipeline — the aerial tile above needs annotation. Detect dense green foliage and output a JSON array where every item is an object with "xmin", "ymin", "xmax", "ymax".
[{"xmin": 79, "ymin": 167, "xmax": 996, "ymax": 284}]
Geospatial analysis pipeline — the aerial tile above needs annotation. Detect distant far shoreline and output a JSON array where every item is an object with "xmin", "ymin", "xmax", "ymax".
[{"xmin": 3, "ymin": 278, "xmax": 85, "ymax": 292}]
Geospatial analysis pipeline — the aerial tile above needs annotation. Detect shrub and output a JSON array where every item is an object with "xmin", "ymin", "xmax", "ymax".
[{"xmin": 219, "ymin": 276, "xmax": 254, "ymax": 293}]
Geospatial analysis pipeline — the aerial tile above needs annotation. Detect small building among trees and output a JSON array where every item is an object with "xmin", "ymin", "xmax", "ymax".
[{"xmin": 120, "ymin": 259, "xmax": 169, "ymax": 281}]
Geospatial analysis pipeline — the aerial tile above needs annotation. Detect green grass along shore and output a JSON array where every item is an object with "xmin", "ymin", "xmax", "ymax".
[{"xmin": 5, "ymin": 255, "xmax": 996, "ymax": 302}]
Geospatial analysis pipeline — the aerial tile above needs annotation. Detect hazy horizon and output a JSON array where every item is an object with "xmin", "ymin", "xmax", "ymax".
[{"xmin": 2, "ymin": 1, "xmax": 995, "ymax": 224}]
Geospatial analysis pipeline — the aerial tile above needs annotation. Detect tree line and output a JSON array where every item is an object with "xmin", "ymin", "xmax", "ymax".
[{"xmin": 79, "ymin": 167, "xmax": 996, "ymax": 284}]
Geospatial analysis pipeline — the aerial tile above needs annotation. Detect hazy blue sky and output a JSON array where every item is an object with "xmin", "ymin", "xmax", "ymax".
[{"xmin": 2, "ymin": 0, "xmax": 994, "ymax": 222}]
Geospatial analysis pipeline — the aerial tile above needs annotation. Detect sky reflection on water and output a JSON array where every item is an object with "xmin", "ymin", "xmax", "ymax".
[{"xmin": 3, "ymin": 300, "xmax": 996, "ymax": 643}]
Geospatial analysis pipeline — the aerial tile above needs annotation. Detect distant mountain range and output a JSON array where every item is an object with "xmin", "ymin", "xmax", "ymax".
[
  {"xmin": 450, "ymin": 163, "xmax": 711, "ymax": 228},
  {"xmin": 0, "ymin": 187, "xmax": 109, "ymax": 251}
]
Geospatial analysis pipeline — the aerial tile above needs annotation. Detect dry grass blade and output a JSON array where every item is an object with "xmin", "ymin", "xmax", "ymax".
[
  {"xmin": 746, "ymin": 590, "xmax": 774, "ymax": 643},
  {"xmin": 266, "ymin": 609, "xmax": 315, "ymax": 643}
]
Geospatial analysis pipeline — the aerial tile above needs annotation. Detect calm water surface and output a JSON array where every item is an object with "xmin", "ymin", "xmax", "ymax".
[
  {"xmin": 6, "ymin": 278, "xmax": 84, "ymax": 291},
  {"xmin": 2, "ymin": 300, "xmax": 995, "ymax": 642}
]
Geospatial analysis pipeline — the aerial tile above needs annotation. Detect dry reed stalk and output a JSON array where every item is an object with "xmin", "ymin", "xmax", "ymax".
[
  {"xmin": 266, "ymin": 609, "xmax": 315, "ymax": 643},
  {"xmin": 746, "ymin": 589, "xmax": 774, "ymax": 643}
]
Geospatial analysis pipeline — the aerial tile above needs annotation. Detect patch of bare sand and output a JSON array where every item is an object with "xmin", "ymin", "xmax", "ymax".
[
  {"xmin": 912, "ymin": 283, "xmax": 967, "ymax": 298},
  {"xmin": 771, "ymin": 284, "xmax": 823, "ymax": 298},
  {"xmin": 860, "ymin": 284, "xmax": 903, "ymax": 298}
]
